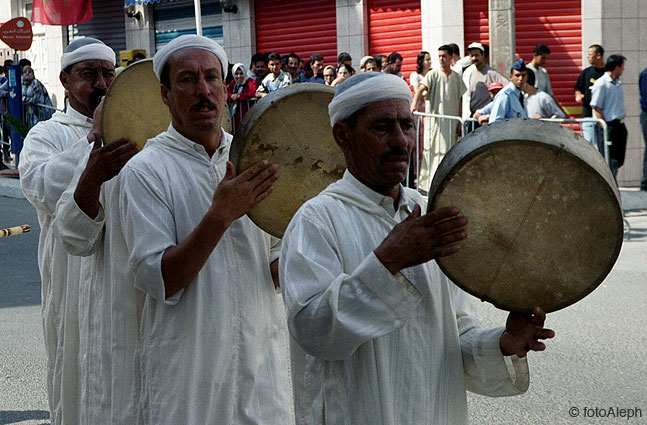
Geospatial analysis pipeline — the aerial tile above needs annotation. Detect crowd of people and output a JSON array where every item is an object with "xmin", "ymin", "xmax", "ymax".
[
  {"xmin": 227, "ymin": 42, "xmax": 644, "ymax": 189},
  {"xmin": 18, "ymin": 34, "xmax": 557, "ymax": 425}
]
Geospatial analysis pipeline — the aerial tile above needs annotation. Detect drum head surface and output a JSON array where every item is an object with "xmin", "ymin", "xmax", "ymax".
[
  {"xmin": 230, "ymin": 83, "xmax": 345, "ymax": 237},
  {"xmin": 102, "ymin": 60, "xmax": 171, "ymax": 150},
  {"xmin": 429, "ymin": 119, "xmax": 623, "ymax": 313}
]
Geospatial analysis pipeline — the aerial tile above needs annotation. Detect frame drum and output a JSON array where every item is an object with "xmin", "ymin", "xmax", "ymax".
[
  {"xmin": 102, "ymin": 60, "xmax": 171, "ymax": 150},
  {"xmin": 428, "ymin": 119, "xmax": 623, "ymax": 313},
  {"xmin": 230, "ymin": 83, "xmax": 346, "ymax": 238}
]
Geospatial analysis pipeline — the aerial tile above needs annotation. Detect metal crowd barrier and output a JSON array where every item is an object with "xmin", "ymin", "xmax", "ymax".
[
  {"xmin": 539, "ymin": 117, "xmax": 609, "ymax": 165},
  {"xmin": 412, "ymin": 111, "xmax": 471, "ymax": 189},
  {"xmin": 229, "ymin": 98, "xmax": 258, "ymax": 135}
]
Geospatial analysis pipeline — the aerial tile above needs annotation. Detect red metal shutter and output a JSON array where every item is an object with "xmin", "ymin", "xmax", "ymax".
[
  {"xmin": 515, "ymin": 0, "xmax": 582, "ymax": 116},
  {"xmin": 463, "ymin": 0, "xmax": 490, "ymax": 50},
  {"xmin": 368, "ymin": 0, "xmax": 421, "ymax": 78},
  {"xmin": 254, "ymin": 0, "xmax": 337, "ymax": 66}
]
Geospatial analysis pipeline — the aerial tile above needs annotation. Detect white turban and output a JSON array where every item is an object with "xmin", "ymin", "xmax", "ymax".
[
  {"xmin": 61, "ymin": 38, "xmax": 116, "ymax": 70},
  {"xmin": 152, "ymin": 35, "xmax": 228, "ymax": 81},
  {"xmin": 328, "ymin": 72, "xmax": 412, "ymax": 126}
]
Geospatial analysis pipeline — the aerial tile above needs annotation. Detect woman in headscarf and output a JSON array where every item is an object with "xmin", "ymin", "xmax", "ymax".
[
  {"xmin": 226, "ymin": 62, "xmax": 259, "ymax": 132},
  {"xmin": 323, "ymin": 65, "xmax": 336, "ymax": 86},
  {"xmin": 22, "ymin": 65, "xmax": 54, "ymax": 127}
]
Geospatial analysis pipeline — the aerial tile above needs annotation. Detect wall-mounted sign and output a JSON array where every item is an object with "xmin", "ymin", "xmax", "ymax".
[{"xmin": 0, "ymin": 18, "xmax": 33, "ymax": 51}]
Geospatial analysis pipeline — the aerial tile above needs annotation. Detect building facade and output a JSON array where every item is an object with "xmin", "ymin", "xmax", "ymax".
[{"xmin": 0, "ymin": 0, "xmax": 645, "ymax": 186}]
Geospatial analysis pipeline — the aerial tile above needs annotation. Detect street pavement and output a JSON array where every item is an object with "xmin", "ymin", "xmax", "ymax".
[{"xmin": 1, "ymin": 179, "xmax": 646, "ymax": 424}]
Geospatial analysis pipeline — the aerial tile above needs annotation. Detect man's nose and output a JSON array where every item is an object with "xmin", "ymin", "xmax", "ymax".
[
  {"xmin": 194, "ymin": 76, "xmax": 210, "ymax": 96},
  {"xmin": 94, "ymin": 73, "xmax": 108, "ymax": 90}
]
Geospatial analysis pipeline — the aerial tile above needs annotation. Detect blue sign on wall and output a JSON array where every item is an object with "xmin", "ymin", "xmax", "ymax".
[{"xmin": 6, "ymin": 64, "xmax": 23, "ymax": 155}]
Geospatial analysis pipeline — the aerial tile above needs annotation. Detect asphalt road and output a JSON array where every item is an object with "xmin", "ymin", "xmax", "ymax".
[
  {"xmin": 0, "ymin": 195, "xmax": 646, "ymax": 425},
  {"xmin": 0, "ymin": 197, "xmax": 49, "ymax": 425}
]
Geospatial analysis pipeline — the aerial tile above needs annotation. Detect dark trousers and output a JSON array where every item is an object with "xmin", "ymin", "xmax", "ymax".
[{"xmin": 606, "ymin": 119, "xmax": 627, "ymax": 179}]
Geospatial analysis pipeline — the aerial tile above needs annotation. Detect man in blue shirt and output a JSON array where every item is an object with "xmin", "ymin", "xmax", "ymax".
[
  {"xmin": 489, "ymin": 59, "xmax": 528, "ymax": 123},
  {"xmin": 639, "ymin": 66, "xmax": 647, "ymax": 191},
  {"xmin": 590, "ymin": 55, "xmax": 627, "ymax": 180}
]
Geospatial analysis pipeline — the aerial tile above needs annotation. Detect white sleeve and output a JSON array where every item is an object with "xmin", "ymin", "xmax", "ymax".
[
  {"xmin": 19, "ymin": 126, "xmax": 90, "ymax": 216},
  {"xmin": 451, "ymin": 286, "xmax": 530, "ymax": 397},
  {"xmin": 281, "ymin": 210, "xmax": 422, "ymax": 361},
  {"xmin": 117, "ymin": 166, "xmax": 184, "ymax": 305},
  {"xmin": 53, "ymin": 146, "xmax": 106, "ymax": 256}
]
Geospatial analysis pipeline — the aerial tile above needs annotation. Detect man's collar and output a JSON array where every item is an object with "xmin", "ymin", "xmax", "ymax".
[
  {"xmin": 66, "ymin": 105, "xmax": 93, "ymax": 124},
  {"xmin": 343, "ymin": 170, "xmax": 410, "ymax": 214},
  {"xmin": 167, "ymin": 123, "xmax": 230, "ymax": 157}
]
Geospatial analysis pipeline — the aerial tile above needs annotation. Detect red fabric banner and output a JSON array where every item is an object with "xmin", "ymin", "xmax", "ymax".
[{"xmin": 31, "ymin": 0, "xmax": 93, "ymax": 26}]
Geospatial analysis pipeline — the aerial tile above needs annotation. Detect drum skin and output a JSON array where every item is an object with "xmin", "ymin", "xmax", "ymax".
[
  {"xmin": 428, "ymin": 119, "xmax": 623, "ymax": 313},
  {"xmin": 102, "ymin": 59, "xmax": 171, "ymax": 150},
  {"xmin": 230, "ymin": 83, "xmax": 346, "ymax": 238}
]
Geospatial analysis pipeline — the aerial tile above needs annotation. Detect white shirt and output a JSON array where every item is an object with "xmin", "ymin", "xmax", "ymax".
[
  {"xmin": 18, "ymin": 107, "xmax": 95, "ymax": 425},
  {"xmin": 114, "ymin": 125, "xmax": 294, "ymax": 425},
  {"xmin": 281, "ymin": 170, "xmax": 529, "ymax": 425},
  {"xmin": 527, "ymin": 63, "xmax": 554, "ymax": 96},
  {"xmin": 53, "ymin": 150, "xmax": 143, "ymax": 424},
  {"xmin": 526, "ymin": 90, "xmax": 566, "ymax": 118}
]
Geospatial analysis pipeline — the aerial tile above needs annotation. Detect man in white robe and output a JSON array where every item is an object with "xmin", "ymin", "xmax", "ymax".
[
  {"xmin": 280, "ymin": 72, "xmax": 555, "ymax": 425},
  {"xmin": 411, "ymin": 45, "xmax": 466, "ymax": 192},
  {"xmin": 105, "ymin": 35, "xmax": 293, "ymax": 424},
  {"xmin": 18, "ymin": 38, "xmax": 117, "ymax": 425}
]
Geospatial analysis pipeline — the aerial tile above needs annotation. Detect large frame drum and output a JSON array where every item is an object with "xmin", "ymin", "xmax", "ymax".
[
  {"xmin": 428, "ymin": 119, "xmax": 623, "ymax": 313},
  {"xmin": 230, "ymin": 83, "xmax": 346, "ymax": 238}
]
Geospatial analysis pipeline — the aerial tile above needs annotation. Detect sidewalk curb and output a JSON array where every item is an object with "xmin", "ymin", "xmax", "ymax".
[{"xmin": 0, "ymin": 176, "xmax": 24, "ymax": 199}]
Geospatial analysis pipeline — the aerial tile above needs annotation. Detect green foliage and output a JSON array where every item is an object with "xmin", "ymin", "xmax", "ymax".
[{"xmin": 4, "ymin": 113, "xmax": 31, "ymax": 139}]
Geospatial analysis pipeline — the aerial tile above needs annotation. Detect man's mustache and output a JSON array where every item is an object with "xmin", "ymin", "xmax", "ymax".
[
  {"xmin": 89, "ymin": 89, "xmax": 107, "ymax": 107},
  {"xmin": 381, "ymin": 148, "xmax": 410, "ymax": 162},
  {"xmin": 190, "ymin": 99, "xmax": 217, "ymax": 111}
]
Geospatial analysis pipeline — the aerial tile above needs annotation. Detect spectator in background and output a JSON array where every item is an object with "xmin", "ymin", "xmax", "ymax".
[
  {"xmin": 640, "ymin": 64, "xmax": 647, "ymax": 191},
  {"xmin": 360, "ymin": 56, "xmax": 378, "ymax": 72},
  {"xmin": 411, "ymin": 45, "xmax": 466, "ymax": 192},
  {"xmin": 21, "ymin": 65, "xmax": 54, "ymax": 127},
  {"xmin": 449, "ymin": 42, "xmax": 472, "ymax": 76},
  {"xmin": 338, "ymin": 52, "xmax": 352, "ymax": 67},
  {"xmin": 473, "ymin": 81, "xmax": 504, "ymax": 125},
  {"xmin": 462, "ymin": 42, "xmax": 508, "ymax": 120},
  {"xmin": 410, "ymin": 51, "xmax": 432, "ymax": 114},
  {"xmin": 330, "ymin": 63, "xmax": 353, "ymax": 87},
  {"xmin": 575, "ymin": 44, "xmax": 606, "ymax": 148},
  {"xmin": 288, "ymin": 53, "xmax": 306, "ymax": 83},
  {"xmin": 303, "ymin": 61, "xmax": 314, "ymax": 79},
  {"xmin": 256, "ymin": 52, "xmax": 291, "ymax": 97},
  {"xmin": 527, "ymin": 44, "xmax": 553, "ymax": 96},
  {"xmin": 524, "ymin": 68, "xmax": 565, "ymax": 119},
  {"xmin": 307, "ymin": 53, "xmax": 325, "ymax": 83},
  {"xmin": 488, "ymin": 59, "xmax": 528, "ymax": 123},
  {"xmin": 374, "ymin": 54, "xmax": 387, "ymax": 71},
  {"xmin": 227, "ymin": 63, "xmax": 259, "ymax": 131},
  {"xmin": 249, "ymin": 53, "xmax": 269, "ymax": 86},
  {"xmin": 591, "ymin": 55, "xmax": 627, "ymax": 179},
  {"xmin": 297, "ymin": 59, "xmax": 305, "ymax": 77},
  {"xmin": 323, "ymin": 65, "xmax": 336, "ymax": 86},
  {"xmin": 384, "ymin": 52, "xmax": 404, "ymax": 79}
]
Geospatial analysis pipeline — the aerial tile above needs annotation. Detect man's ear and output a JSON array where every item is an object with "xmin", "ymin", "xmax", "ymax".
[
  {"xmin": 332, "ymin": 121, "xmax": 352, "ymax": 153},
  {"xmin": 59, "ymin": 70, "xmax": 69, "ymax": 90},
  {"xmin": 160, "ymin": 83, "xmax": 170, "ymax": 107}
]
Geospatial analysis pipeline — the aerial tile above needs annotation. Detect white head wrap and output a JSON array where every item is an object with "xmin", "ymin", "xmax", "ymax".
[
  {"xmin": 152, "ymin": 35, "xmax": 228, "ymax": 81},
  {"xmin": 232, "ymin": 62, "xmax": 248, "ymax": 79},
  {"xmin": 328, "ymin": 72, "xmax": 412, "ymax": 126},
  {"xmin": 61, "ymin": 38, "xmax": 116, "ymax": 70}
]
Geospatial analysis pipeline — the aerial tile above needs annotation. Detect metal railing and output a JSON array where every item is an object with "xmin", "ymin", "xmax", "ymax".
[
  {"xmin": 539, "ymin": 117, "xmax": 609, "ymax": 165},
  {"xmin": 412, "ymin": 111, "xmax": 474, "ymax": 189},
  {"xmin": 229, "ymin": 98, "xmax": 258, "ymax": 135}
]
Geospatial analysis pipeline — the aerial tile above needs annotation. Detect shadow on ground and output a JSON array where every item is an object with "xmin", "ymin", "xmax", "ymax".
[{"xmin": 0, "ymin": 410, "xmax": 49, "ymax": 424}]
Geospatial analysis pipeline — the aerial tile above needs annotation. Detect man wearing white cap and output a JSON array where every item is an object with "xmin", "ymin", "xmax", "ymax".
[
  {"xmin": 280, "ymin": 72, "xmax": 554, "ymax": 424},
  {"xmin": 107, "ymin": 35, "xmax": 293, "ymax": 424},
  {"xmin": 18, "ymin": 37, "xmax": 118, "ymax": 425},
  {"xmin": 461, "ymin": 42, "xmax": 508, "ymax": 120}
]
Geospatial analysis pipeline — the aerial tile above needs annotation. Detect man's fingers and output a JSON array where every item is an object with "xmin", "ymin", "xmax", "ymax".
[
  {"xmin": 420, "ymin": 206, "xmax": 461, "ymax": 226},
  {"xmin": 530, "ymin": 306, "xmax": 546, "ymax": 328},
  {"xmin": 253, "ymin": 171, "xmax": 279, "ymax": 196},
  {"xmin": 426, "ymin": 215, "xmax": 467, "ymax": 237},
  {"xmin": 239, "ymin": 159, "xmax": 273, "ymax": 181},
  {"xmin": 429, "ymin": 229, "xmax": 467, "ymax": 247},
  {"xmin": 223, "ymin": 161, "xmax": 236, "ymax": 182},
  {"xmin": 254, "ymin": 184, "xmax": 275, "ymax": 204},
  {"xmin": 429, "ymin": 243, "xmax": 462, "ymax": 259}
]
